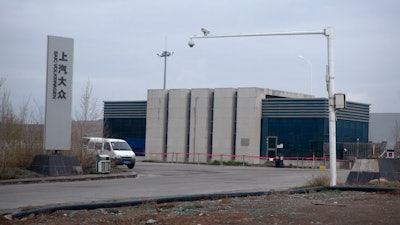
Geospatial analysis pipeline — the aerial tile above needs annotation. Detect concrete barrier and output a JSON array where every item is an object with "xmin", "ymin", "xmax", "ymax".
[{"xmin": 346, "ymin": 158, "xmax": 400, "ymax": 185}]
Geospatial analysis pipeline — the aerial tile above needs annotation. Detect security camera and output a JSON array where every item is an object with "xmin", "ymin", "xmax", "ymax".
[
  {"xmin": 188, "ymin": 39, "xmax": 195, "ymax": 48},
  {"xmin": 201, "ymin": 28, "xmax": 210, "ymax": 36}
]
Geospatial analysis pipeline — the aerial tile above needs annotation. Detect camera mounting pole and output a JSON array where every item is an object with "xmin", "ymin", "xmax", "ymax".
[{"xmin": 188, "ymin": 28, "xmax": 338, "ymax": 186}]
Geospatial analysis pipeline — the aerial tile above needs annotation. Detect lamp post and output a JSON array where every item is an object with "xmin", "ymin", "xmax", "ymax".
[
  {"xmin": 297, "ymin": 55, "xmax": 313, "ymax": 95},
  {"xmin": 188, "ymin": 27, "xmax": 338, "ymax": 186},
  {"xmin": 157, "ymin": 50, "xmax": 173, "ymax": 90}
]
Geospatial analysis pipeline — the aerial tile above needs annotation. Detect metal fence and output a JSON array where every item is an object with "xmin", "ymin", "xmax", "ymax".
[{"xmin": 324, "ymin": 142, "xmax": 388, "ymax": 159}]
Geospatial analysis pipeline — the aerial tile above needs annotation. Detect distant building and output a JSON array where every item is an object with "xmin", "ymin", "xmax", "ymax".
[
  {"xmin": 369, "ymin": 113, "xmax": 400, "ymax": 149},
  {"xmin": 103, "ymin": 87, "xmax": 370, "ymax": 164}
]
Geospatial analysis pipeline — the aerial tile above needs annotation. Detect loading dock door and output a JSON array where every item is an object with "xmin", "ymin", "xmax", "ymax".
[{"xmin": 267, "ymin": 136, "xmax": 278, "ymax": 157}]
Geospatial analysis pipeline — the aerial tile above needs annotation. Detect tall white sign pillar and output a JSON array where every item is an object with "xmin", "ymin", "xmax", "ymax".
[{"xmin": 44, "ymin": 36, "xmax": 74, "ymax": 151}]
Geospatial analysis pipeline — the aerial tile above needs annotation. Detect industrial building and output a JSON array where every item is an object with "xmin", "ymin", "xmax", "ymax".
[
  {"xmin": 103, "ymin": 87, "xmax": 370, "ymax": 165},
  {"xmin": 369, "ymin": 113, "xmax": 400, "ymax": 149}
]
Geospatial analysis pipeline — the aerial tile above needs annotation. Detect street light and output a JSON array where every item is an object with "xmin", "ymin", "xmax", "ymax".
[
  {"xmin": 297, "ymin": 55, "xmax": 313, "ymax": 95},
  {"xmin": 157, "ymin": 50, "xmax": 173, "ymax": 90},
  {"xmin": 188, "ymin": 27, "xmax": 338, "ymax": 186}
]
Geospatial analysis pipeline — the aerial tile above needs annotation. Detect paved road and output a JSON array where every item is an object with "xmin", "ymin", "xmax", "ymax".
[{"xmin": 0, "ymin": 162, "xmax": 350, "ymax": 213}]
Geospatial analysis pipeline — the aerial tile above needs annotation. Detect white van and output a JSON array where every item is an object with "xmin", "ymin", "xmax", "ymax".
[{"xmin": 85, "ymin": 137, "xmax": 136, "ymax": 169}]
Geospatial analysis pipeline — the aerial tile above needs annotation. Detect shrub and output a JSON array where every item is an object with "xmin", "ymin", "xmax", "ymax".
[{"xmin": 306, "ymin": 175, "xmax": 331, "ymax": 187}]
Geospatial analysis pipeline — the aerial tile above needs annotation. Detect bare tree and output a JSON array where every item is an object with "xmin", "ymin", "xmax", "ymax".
[
  {"xmin": 73, "ymin": 79, "xmax": 102, "ymax": 140},
  {"xmin": 75, "ymin": 79, "xmax": 101, "ymax": 121},
  {"xmin": 0, "ymin": 78, "xmax": 14, "ymax": 125},
  {"xmin": 0, "ymin": 78, "xmax": 45, "ymax": 173},
  {"xmin": 0, "ymin": 78, "xmax": 22, "ymax": 171},
  {"xmin": 71, "ymin": 79, "xmax": 102, "ymax": 171},
  {"xmin": 30, "ymin": 99, "xmax": 45, "ymax": 125}
]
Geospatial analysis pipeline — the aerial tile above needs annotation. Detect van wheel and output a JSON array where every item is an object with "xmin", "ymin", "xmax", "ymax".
[{"xmin": 127, "ymin": 164, "xmax": 134, "ymax": 169}]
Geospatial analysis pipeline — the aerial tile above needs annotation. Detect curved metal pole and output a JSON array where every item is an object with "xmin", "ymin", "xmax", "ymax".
[
  {"xmin": 189, "ymin": 27, "xmax": 337, "ymax": 186},
  {"xmin": 190, "ymin": 30, "xmax": 326, "ymax": 39}
]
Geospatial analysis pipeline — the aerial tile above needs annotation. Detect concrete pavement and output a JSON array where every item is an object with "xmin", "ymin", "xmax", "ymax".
[{"xmin": 0, "ymin": 162, "xmax": 350, "ymax": 214}]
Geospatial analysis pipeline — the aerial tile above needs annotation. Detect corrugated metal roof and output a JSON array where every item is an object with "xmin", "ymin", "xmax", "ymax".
[
  {"xmin": 104, "ymin": 101, "xmax": 147, "ymax": 118},
  {"xmin": 262, "ymin": 98, "xmax": 369, "ymax": 122},
  {"xmin": 337, "ymin": 101, "xmax": 370, "ymax": 122}
]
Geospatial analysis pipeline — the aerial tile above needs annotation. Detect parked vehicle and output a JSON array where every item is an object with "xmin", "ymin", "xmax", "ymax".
[{"xmin": 84, "ymin": 137, "xmax": 136, "ymax": 169}]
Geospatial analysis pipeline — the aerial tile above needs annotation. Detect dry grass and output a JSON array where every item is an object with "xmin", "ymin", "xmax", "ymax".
[{"xmin": 306, "ymin": 174, "xmax": 331, "ymax": 187}]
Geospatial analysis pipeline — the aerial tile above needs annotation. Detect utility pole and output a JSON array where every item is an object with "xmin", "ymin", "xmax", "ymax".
[{"xmin": 157, "ymin": 38, "xmax": 173, "ymax": 90}]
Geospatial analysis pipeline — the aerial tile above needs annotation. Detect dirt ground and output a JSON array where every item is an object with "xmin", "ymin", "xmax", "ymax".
[{"xmin": 2, "ymin": 190, "xmax": 400, "ymax": 225}]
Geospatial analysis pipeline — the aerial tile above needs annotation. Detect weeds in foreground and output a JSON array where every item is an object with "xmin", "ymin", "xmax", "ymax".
[
  {"xmin": 306, "ymin": 175, "xmax": 331, "ymax": 187},
  {"xmin": 379, "ymin": 181, "xmax": 400, "ymax": 188},
  {"xmin": 0, "ymin": 168, "xmax": 24, "ymax": 179},
  {"xmin": 293, "ymin": 174, "xmax": 332, "ymax": 189}
]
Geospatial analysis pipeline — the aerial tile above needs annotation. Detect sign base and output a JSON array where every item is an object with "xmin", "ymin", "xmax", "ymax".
[{"xmin": 28, "ymin": 155, "xmax": 83, "ymax": 176}]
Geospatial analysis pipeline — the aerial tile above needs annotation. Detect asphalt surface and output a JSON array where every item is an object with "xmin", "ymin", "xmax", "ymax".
[
  {"xmin": 0, "ymin": 162, "xmax": 350, "ymax": 215},
  {"xmin": 0, "ymin": 172, "xmax": 137, "ymax": 185}
]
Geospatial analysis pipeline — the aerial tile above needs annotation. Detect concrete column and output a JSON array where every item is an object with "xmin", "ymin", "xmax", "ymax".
[
  {"xmin": 167, "ymin": 89, "xmax": 190, "ymax": 162},
  {"xmin": 145, "ymin": 89, "xmax": 168, "ymax": 161},
  {"xmin": 212, "ymin": 88, "xmax": 236, "ymax": 162},
  {"xmin": 235, "ymin": 88, "xmax": 265, "ymax": 164},
  {"xmin": 189, "ymin": 89, "xmax": 213, "ymax": 163}
]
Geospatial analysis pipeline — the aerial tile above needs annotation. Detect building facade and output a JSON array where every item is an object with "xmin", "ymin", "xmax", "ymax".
[
  {"xmin": 103, "ymin": 87, "xmax": 370, "ymax": 164},
  {"xmin": 103, "ymin": 101, "xmax": 147, "ymax": 155},
  {"xmin": 261, "ymin": 98, "xmax": 369, "ymax": 159},
  {"xmin": 144, "ymin": 88, "xmax": 320, "ymax": 164}
]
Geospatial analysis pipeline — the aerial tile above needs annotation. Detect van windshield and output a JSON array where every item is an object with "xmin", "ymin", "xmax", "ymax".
[{"xmin": 111, "ymin": 142, "xmax": 132, "ymax": 151}]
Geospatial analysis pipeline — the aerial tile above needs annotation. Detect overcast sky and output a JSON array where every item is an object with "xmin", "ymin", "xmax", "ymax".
[{"xmin": 1, "ymin": 1, "xmax": 399, "ymax": 119}]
